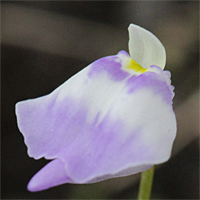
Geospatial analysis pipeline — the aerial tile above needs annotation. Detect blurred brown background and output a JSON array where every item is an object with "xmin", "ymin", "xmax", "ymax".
[{"xmin": 1, "ymin": 1, "xmax": 199, "ymax": 199}]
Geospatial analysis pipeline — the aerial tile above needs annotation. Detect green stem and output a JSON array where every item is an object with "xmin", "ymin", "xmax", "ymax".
[{"xmin": 137, "ymin": 166, "xmax": 155, "ymax": 200}]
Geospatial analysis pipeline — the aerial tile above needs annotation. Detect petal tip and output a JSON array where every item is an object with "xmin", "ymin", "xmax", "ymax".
[
  {"xmin": 27, "ymin": 179, "xmax": 41, "ymax": 192},
  {"xmin": 128, "ymin": 23, "xmax": 166, "ymax": 70}
]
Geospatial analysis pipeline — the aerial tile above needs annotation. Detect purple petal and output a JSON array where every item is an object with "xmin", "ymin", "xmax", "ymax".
[
  {"xmin": 88, "ymin": 51, "xmax": 130, "ymax": 81},
  {"xmin": 16, "ymin": 51, "xmax": 176, "ymax": 191}
]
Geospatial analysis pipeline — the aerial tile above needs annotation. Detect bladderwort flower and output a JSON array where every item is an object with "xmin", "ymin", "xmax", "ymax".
[{"xmin": 15, "ymin": 24, "xmax": 177, "ymax": 192}]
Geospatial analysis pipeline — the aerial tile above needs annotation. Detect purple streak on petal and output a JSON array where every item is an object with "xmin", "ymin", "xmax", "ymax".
[
  {"xmin": 16, "ymin": 96, "xmax": 89, "ymax": 159},
  {"xmin": 18, "ymin": 93, "xmax": 155, "ymax": 184},
  {"xmin": 27, "ymin": 158, "xmax": 72, "ymax": 192},
  {"xmin": 126, "ymin": 65, "xmax": 174, "ymax": 104},
  {"xmin": 56, "ymin": 114, "xmax": 156, "ymax": 183},
  {"xmin": 88, "ymin": 51, "xmax": 130, "ymax": 81}
]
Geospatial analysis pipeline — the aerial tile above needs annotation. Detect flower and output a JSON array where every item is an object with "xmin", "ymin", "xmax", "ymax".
[{"xmin": 15, "ymin": 24, "xmax": 177, "ymax": 192}]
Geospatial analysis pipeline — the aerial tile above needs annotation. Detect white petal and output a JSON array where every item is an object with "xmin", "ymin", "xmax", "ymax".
[{"xmin": 128, "ymin": 24, "xmax": 166, "ymax": 69}]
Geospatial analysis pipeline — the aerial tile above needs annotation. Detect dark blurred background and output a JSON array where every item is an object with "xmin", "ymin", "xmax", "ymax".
[{"xmin": 1, "ymin": 1, "xmax": 199, "ymax": 199}]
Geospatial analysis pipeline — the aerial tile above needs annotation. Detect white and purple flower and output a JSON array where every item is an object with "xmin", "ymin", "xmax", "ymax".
[{"xmin": 15, "ymin": 24, "xmax": 177, "ymax": 192}]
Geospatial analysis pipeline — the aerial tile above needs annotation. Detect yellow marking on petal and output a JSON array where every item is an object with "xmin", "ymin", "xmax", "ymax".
[{"xmin": 126, "ymin": 59, "xmax": 147, "ymax": 73}]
